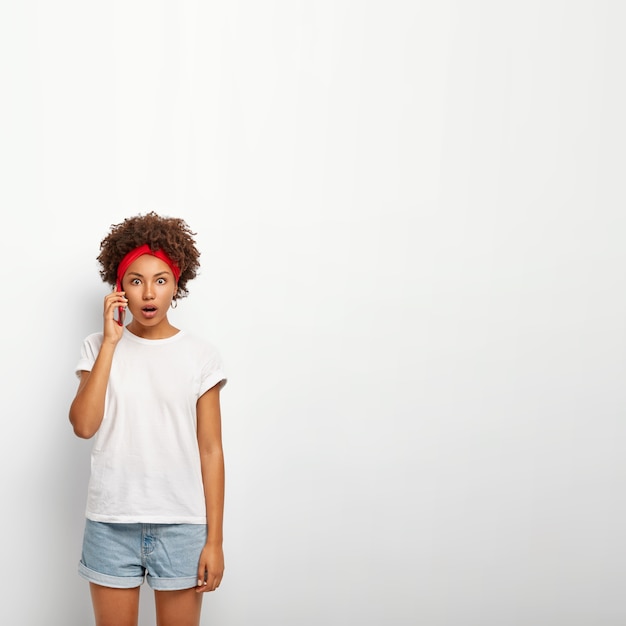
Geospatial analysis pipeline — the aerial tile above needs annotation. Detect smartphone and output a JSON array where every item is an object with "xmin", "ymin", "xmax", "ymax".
[{"xmin": 115, "ymin": 280, "xmax": 125, "ymax": 326}]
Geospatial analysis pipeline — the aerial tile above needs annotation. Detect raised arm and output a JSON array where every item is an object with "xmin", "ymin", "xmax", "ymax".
[{"xmin": 69, "ymin": 290, "xmax": 127, "ymax": 439}]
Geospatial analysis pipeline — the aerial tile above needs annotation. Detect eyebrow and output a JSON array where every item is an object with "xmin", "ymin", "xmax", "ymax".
[{"xmin": 126, "ymin": 271, "xmax": 171, "ymax": 278}]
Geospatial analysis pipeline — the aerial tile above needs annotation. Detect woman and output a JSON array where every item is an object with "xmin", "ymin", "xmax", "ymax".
[{"xmin": 69, "ymin": 212, "xmax": 226, "ymax": 626}]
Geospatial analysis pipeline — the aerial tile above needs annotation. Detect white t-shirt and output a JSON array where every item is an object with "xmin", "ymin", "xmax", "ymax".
[{"xmin": 75, "ymin": 328, "xmax": 226, "ymax": 524}]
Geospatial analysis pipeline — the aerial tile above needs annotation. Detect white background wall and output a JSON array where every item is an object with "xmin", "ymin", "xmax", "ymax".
[{"xmin": 1, "ymin": 1, "xmax": 625, "ymax": 624}]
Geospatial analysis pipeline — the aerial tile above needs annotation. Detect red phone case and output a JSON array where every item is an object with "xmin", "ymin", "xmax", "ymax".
[{"xmin": 116, "ymin": 280, "xmax": 124, "ymax": 326}]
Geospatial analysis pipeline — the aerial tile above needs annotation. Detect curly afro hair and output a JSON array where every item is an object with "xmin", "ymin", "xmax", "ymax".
[{"xmin": 97, "ymin": 212, "xmax": 201, "ymax": 300}]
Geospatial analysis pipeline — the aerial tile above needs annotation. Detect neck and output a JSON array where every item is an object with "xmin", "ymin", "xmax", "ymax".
[{"xmin": 125, "ymin": 318, "xmax": 179, "ymax": 340}]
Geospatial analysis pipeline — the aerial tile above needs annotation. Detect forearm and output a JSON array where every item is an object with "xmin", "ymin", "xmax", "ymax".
[
  {"xmin": 69, "ymin": 342, "xmax": 116, "ymax": 438},
  {"xmin": 201, "ymin": 449, "xmax": 225, "ymax": 545}
]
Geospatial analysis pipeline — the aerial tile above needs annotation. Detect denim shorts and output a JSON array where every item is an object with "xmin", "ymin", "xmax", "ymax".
[{"xmin": 78, "ymin": 519, "xmax": 207, "ymax": 590}]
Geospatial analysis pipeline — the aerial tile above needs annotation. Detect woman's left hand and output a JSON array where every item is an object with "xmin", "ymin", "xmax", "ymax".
[{"xmin": 196, "ymin": 544, "xmax": 224, "ymax": 593}]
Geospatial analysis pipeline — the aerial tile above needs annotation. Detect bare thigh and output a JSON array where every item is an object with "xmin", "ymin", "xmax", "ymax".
[
  {"xmin": 90, "ymin": 583, "xmax": 140, "ymax": 626},
  {"xmin": 155, "ymin": 588, "xmax": 203, "ymax": 626}
]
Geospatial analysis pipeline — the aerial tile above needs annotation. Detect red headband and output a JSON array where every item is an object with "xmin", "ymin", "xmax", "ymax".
[{"xmin": 116, "ymin": 244, "xmax": 181, "ymax": 291}]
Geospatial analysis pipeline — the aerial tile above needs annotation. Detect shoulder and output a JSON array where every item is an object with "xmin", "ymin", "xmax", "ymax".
[
  {"xmin": 181, "ymin": 332, "xmax": 227, "ymax": 390},
  {"xmin": 180, "ymin": 331, "xmax": 223, "ymax": 357},
  {"xmin": 75, "ymin": 332, "xmax": 104, "ymax": 372},
  {"xmin": 81, "ymin": 332, "xmax": 104, "ymax": 349}
]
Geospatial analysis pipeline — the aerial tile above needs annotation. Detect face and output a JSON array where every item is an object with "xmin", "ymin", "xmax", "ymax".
[{"xmin": 121, "ymin": 254, "xmax": 177, "ymax": 327}]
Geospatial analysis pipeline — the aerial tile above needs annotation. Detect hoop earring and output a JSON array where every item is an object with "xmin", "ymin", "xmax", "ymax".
[{"xmin": 171, "ymin": 299, "xmax": 178, "ymax": 309}]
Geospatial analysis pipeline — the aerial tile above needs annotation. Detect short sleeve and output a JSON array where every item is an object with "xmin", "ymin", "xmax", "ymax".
[
  {"xmin": 199, "ymin": 343, "xmax": 227, "ymax": 397},
  {"xmin": 75, "ymin": 333, "xmax": 103, "ymax": 378}
]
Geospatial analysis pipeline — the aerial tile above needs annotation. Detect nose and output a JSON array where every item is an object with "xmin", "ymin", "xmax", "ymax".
[{"xmin": 142, "ymin": 282, "xmax": 155, "ymax": 300}]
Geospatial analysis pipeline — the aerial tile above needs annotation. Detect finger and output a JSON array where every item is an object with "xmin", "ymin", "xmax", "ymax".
[
  {"xmin": 196, "ymin": 572, "xmax": 222, "ymax": 593},
  {"xmin": 196, "ymin": 565, "xmax": 207, "ymax": 591},
  {"xmin": 105, "ymin": 295, "xmax": 127, "ymax": 313},
  {"xmin": 104, "ymin": 296, "xmax": 127, "ymax": 309},
  {"xmin": 206, "ymin": 572, "xmax": 222, "ymax": 592}
]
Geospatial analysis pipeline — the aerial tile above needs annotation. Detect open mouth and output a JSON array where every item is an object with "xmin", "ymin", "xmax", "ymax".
[{"xmin": 141, "ymin": 306, "xmax": 158, "ymax": 318}]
